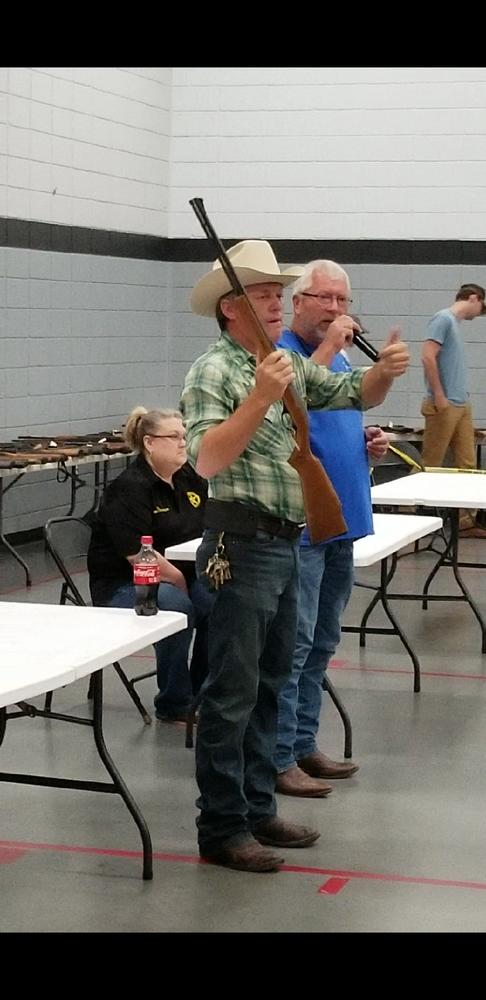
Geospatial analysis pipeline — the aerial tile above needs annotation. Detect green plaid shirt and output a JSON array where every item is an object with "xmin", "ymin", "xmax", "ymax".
[{"xmin": 180, "ymin": 331, "xmax": 370, "ymax": 524}]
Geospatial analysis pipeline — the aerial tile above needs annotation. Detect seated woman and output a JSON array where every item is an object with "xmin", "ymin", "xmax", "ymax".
[{"xmin": 87, "ymin": 406, "xmax": 213, "ymax": 722}]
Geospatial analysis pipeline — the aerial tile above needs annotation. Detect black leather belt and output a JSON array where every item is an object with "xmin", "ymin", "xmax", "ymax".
[
  {"xmin": 204, "ymin": 499, "xmax": 303, "ymax": 541},
  {"xmin": 255, "ymin": 513, "xmax": 303, "ymax": 540}
]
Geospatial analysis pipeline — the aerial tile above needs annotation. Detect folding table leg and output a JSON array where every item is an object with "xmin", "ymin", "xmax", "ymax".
[
  {"xmin": 323, "ymin": 675, "xmax": 353, "ymax": 759},
  {"xmin": 0, "ymin": 482, "xmax": 32, "ymax": 587},
  {"xmin": 112, "ymin": 663, "xmax": 152, "ymax": 725},
  {"xmin": 90, "ymin": 670, "xmax": 153, "ymax": 880}
]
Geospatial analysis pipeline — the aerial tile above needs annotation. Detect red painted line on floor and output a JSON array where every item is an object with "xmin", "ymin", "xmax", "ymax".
[
  {"xmin": 0, "ymin": 846, "xmax": 26, "ymax": 864},
  {"xmin": 329, "ymin": 661, "xmax": 486, "ymax": 682},
  {"xmin": 1, "ymin": 839, "xmax": 486, "ymax": 891},
  {"xmin": 318, "ymin": 877, "xmax": 349, "ymax": 895},
  {"xmin": 0, "ymin": 839, "xmax": 152, "ymax": 861},
  {"xmin": 127, "ymin": 658, "xmax": 486, "ymax": 676},
  {"xmin": 332, "ymin": 662, "xmax": 412, "ymax": 676},
  {"xmin": 276, "ymin": 864, "xmax": 486, "ymax": 891}
]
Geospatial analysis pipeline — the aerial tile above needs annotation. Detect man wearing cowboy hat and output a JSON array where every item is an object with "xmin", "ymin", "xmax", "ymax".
[{"xmin": 180, "ymin": 239, "xmax": 409, "ymax": 874}]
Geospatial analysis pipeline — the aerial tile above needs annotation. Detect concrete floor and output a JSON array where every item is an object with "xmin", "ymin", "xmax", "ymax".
[{"xmin": 1, "ymin": 531, "xmax": 486, "ymax": 933}]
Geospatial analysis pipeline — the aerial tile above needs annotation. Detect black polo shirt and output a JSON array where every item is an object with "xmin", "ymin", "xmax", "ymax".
[{"xmin": 87, "ymin": 454, "xmax": 207, "ymax": 591}]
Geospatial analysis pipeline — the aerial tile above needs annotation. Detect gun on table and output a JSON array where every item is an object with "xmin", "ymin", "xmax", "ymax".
[{"xmin": 189, "ymin": 197, "xmax": 347, "ymax": 543}]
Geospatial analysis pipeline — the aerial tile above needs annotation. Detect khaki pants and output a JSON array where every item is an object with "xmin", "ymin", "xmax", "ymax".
[
  {"xmin": 420, "ymin": 399, "xmax": 475, "ymax": 469},
  {"xmin": 421, "ymin": 399, "xmax": 477, "ymax": 528}
]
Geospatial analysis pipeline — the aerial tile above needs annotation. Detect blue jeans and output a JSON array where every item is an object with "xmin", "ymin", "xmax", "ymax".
[
  {"xmin": 95, "ymin": 578, "xmax": 215, "ymax": 716},
  {"xmin": 275, "ymin": 538, "xmax": 354, "ymax": 772},
  {"xmin": 194, "ymin": 529, "xmax": 300, "ymax": 854}
]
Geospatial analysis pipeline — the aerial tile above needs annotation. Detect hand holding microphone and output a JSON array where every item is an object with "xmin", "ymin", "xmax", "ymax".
[{"xmin": 350, "ymin": 315, "xmax": 380, "ymax": 362}]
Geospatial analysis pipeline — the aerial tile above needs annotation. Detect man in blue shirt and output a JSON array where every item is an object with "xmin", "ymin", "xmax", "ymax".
[
  {"xmin": 421, "ymin": 283, "xmax": 486, "ymax": 538},
  {"xmin": 275, "ymin": 259, "xmax": 390, "ymax": 797}
]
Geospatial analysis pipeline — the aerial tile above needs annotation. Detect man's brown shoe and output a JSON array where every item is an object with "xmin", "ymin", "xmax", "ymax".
[
  {"xmin": 255, "ymin": 815, "xmax": 320, "ymax": 848},
  {"xmin": 275, "ymin": 764, "xmax": 332, "ymax": 798},
  {"xmin": 201, "ymin": 837, "xmax": 284, "ymax": 873},
  {"xmin": 297, "ymin": 750, "xmax": 359, "ymax": 780}
]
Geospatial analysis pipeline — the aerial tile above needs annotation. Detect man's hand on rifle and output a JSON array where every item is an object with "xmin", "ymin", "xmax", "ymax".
[{"xmin": 254, "ymin": 350, "xmax": 296, "ymax": 405}]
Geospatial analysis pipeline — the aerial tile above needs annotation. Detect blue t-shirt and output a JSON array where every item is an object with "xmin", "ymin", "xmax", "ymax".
[
  {"xmin": 423, "ymin": 309, "xmax": 468, "ymax": 405},
  {"xmin": 277, "ymin": 329, "xmax": 374, "ymax": 546}
]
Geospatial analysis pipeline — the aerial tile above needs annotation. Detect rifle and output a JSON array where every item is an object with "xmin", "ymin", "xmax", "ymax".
[{"xmin": 189, "ymin": 197, "xmax": 347, "ymax": 543}]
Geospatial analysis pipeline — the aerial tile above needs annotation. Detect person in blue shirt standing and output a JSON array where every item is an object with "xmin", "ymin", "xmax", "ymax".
[
  {"xmin": 421, "ymin": 283, "xmax": 486, "ymax": 538},
  {"xmin": 275, "ymin": 260, "xmax": 390, "ymax": 797}
]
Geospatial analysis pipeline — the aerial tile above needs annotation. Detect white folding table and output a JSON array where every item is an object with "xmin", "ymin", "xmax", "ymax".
[
  {"xmin": 165, "ymin": 514, "xmax": 442, "ymax": 570},
  {"xmin": 0, "ymin": 602, "xmax": 187, "ymax": 879},
  {"xmin": 371, "ymin": 471, "xmax": 486, "ymax": 653},
  {"xmin": 165, "ymin": 513, "xmax": 442, "ymax": 764},
  {"xmin": 165, "ymin": 514, "xmax": 442, "ymax": 693}
]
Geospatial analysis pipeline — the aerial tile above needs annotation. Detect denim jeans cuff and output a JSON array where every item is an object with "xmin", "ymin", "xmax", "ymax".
[
  {"xmin": 275, "ymin": 758, "xmax": 297, "ymax": 773},
  {"xmin": 294, "ymin": 743, "xmax": 318, "ymax": 760}
]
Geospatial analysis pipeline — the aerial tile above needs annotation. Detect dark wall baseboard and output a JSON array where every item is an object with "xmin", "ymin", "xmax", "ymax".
[
  {"xmin": 6, "ymin": 526, "xmax": 43, "ymax": 547},
  {"xmin": 2, "ymin": 217, "xmax": 486, "ymax": 265}
]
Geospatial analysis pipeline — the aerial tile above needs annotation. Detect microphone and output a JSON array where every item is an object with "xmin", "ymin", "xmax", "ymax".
[{"xmin": 350, "ymin": 315, "xmax": 380, "ymax": 363}]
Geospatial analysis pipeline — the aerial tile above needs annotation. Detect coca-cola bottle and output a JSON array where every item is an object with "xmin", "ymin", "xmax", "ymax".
[{"xmin": 133, "ymin": 535, "xmax": 161, "ymax": 616}]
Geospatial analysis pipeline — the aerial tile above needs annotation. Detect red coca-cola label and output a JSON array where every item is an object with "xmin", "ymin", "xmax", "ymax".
[{"xmin": 133, "ymin": 563, "xmax": 161, "ymax": 585}]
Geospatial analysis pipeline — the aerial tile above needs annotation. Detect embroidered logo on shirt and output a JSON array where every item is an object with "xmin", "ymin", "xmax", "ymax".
[
  {"xmin": 187, "ymin": 491, "xmax": 201, "ymax": 508},
  {"xmin": 153, "ymin": 506, "xmax": 170, "ymax": 514}
]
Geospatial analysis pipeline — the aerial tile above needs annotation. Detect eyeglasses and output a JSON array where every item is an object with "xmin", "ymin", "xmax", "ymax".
[
  {"xmin": 148, "ymin": 433, "xmax": 186, "ymax": 442},
  {"xmin": 300, "ymin": 292, "xmax": 352, "ymax": 307}
]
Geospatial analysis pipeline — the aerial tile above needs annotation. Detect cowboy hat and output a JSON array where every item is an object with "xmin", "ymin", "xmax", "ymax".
[{"xmin": 190, "ymin": 240, "xmax": 303, "ymax": 317}]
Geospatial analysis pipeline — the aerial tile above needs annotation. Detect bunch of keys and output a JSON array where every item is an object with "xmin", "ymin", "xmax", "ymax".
[{"xmin": 204, "ymin": 531, "xmax": 232, "ymax": 590}]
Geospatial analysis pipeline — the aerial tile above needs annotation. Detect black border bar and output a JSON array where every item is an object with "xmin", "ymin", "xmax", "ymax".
[{"xmin": 1, "ymin": 218, "xmax": 486, "ymax": 265}]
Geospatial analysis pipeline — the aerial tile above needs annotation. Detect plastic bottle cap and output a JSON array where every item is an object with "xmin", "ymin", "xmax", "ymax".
[{"xmin": 141, "ymin": 535, "xmax": 153, "ymax": 545}]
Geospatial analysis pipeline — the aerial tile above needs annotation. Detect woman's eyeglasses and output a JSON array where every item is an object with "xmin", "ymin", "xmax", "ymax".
[{"xmin": 148, "ymin": 432, "xmax": 186, "ymax": 442}]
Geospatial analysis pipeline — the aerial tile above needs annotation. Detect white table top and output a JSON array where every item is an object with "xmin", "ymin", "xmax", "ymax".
[
  {"xmin": 352, "ymin": 513, "xmax": 442, "ymax": 566},
  {"xmin": 0, "ymin": 603, "xmax": 187, "ymax": 707},
  {"xmin": 371, "ymin": 471, "xmax": 486, "ymax": 509},
  {"xmin": 165, "ymin": 538, "xmax": 202, "ymax": 562},
  {"xmin": 165, "ymin": 513, "xmax": 442, "ymax": 569}
]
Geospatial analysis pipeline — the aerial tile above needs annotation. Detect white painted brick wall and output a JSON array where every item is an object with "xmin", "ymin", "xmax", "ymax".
[
  {"xmin": 2, "ymin": 67, "xmax": 171, "ymax": 236},
  {"xmin": 4, "ymin": 66, "xmax": 486, "ymax": 240},
  {"xmin": 170, "ymin": 66, "xmax": 486, "ymax": 240},
  {"xmin": 0, "ymin": 246, "xmax": 169, "ymax": 534}
]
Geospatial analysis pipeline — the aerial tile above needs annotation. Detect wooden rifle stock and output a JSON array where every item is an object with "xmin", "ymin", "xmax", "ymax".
[
  {"xmin": 232, "ymin": 298, "xmax": 347, "ymax": 542},
  {"xmin": 189, "ymin": 197, "xmax": 347, "ymax": 543}
]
